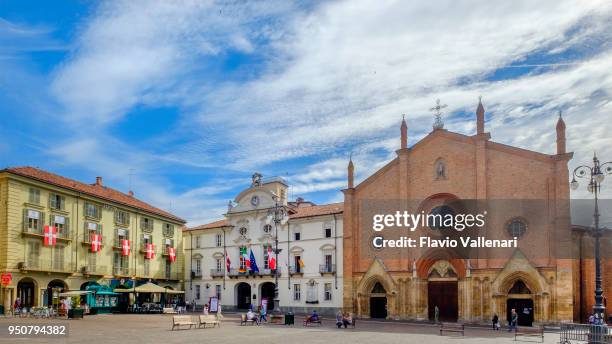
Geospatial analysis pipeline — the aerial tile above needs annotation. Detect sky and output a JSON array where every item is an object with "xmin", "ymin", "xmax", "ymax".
[{"xmin": 1, "ymin": 0, "xmax": 612, "ymax": 226}]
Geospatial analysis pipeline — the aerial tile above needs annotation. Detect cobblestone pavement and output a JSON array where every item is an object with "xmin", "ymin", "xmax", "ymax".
[{"xmin": 0, "ymin": 313, "xmax": 560, "ymax": 344}]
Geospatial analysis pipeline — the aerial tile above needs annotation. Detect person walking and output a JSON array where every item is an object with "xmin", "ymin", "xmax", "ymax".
[
  {"xmin": 492, "ymin": 314, "xmax": 499, "ymax": 330},
  {"xmin": 259, "ymin": 305, "xmax": 267, "ymax": 323},
  {"xmin": 508, "ymin": 309, "xmax": 518, "ymax": 332},
  {"xmin": 434, "ymin": 305, "xmax": 439, "ymax": 324}
]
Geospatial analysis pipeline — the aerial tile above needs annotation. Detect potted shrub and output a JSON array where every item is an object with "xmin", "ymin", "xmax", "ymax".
[{"xmin": 68, "ymin": 295, "xmax": 84, "ymax": 319}]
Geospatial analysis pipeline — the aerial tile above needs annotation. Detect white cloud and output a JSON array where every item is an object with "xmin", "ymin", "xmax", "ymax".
[{"xmin": 39, "ymin": 0, "xmax": 612, "ymax": 223}]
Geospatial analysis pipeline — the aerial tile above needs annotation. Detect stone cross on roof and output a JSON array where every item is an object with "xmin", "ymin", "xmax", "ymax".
[{"xmin": 430, "ymin": 98, "xmax": 447, "ymax": 130}]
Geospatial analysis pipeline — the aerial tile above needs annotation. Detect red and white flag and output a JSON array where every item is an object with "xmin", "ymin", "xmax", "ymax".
[
  {"xmin": 91, "ymin": 233, "xmax": 102, "ymax": 252},
  {"xmin": 44, "ymin": 226, "xmax": 57, "ymax": 246},
  {"xmin": 225, "ymin": 250, "xmax": 231, "ymax": 272},
  {"xmin": 168, "ymin": 247, "xmax": 176, "ymax": 263},
  {"xmin": 121, "ymin": 239, "xmax": 130, "ymax": 256},
  {"xmin": 268, "ymin": 245, "xmax": 276, "ymax": 270},
  {"xmin": 145, "ymin": 243, "xmax": 155, "ymax": 260}
]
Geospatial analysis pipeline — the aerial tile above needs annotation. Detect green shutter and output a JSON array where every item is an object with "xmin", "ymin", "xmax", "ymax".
[
  {"xmin": 61, "ymin": 196, "xmax": 66, "ymax": 210},
  {"xmin": 23, "ymin": 209, "xmax": 28, "ymax": 231},
  {"xmin": 39, "ymin": 212, "xmax": 45, "ymax": 230},
  {"xmin": 49, "ymin": 195, "xmax": 56, "ymax": 209}
]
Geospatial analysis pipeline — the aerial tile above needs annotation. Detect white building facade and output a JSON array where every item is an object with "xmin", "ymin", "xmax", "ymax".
[{"xmin": 183, "ymin": 176, "xmax": 343, "ymax": 315}]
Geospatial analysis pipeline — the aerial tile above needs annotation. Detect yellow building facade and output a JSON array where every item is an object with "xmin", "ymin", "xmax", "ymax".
[{"xmin": 0, "ymin": 167, "xmax": 185, "ymax": 313}]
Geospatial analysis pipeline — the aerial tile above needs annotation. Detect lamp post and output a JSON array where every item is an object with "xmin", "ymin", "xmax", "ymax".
[
  {"xmin": 571, "ymin": 153, "xmax": 612, "ymax": 324},
  {"xmin": 266, "ymin": 194, "xmax": 288, "ymax": 315}
]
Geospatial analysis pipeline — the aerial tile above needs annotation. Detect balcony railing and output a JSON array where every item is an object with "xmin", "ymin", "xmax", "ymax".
[
  {"xmin": 319, "ymin": 264, "xmax": 336, "ymax": 274},
  {"xmin": 20, "ymin": 260, "xmax": 70, "ymax": 272},
  {"xmin": 22, "ymin": 227, "xmax": 71, "ymax": 241},
  {"xmin": 113, "ymin": 266, "xmax": 130, "ymax": 276},
  {"xmin": 228, "ymin": 268, "xmax": 280, "ymax": 278},
  {"xmin": 158, "ymin": 271, "xmax": 180, "ymax": 280},
  {"xmin": 82, "ymin": 265, "xmax": 108, "ymax": 275},
  {"xmin": 289, "ymin": 266, "xmax": 304, "ymax": 275},
  {"xmin": 82, "ymin": 231, "xmax": 102, "ymax": 243},
  {"xmin": 210, "ymin": 269, "xmax": 224, "ymax": 278}
]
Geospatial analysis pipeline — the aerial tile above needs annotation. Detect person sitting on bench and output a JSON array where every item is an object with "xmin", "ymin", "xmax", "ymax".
[{"xmin": 247, "ymin": 309, "xmax": 259, "ymax": 324}]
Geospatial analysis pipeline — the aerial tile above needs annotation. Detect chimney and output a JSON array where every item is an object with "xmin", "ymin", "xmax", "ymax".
[
  {"xmin": 95, "ymin": 176, "xmax": 103, "ymax": 186},
  {"xmin": 128, "ymin": 190, "xmax": 134, "ymax": 197}
]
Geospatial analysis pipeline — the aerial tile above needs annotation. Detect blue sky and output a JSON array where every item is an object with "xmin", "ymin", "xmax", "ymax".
[{"xmin": 1, "ymin": 0, "xmax": 612, "ymax": 226}]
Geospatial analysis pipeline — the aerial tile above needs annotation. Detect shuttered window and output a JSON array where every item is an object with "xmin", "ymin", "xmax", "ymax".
[
  {"xmin": 49, "ymin": 194, "xmax": 65, "ymax": 210},
  {"xmin": 28, "ymin": 188, "xmax": 40, "ymax": 204}
]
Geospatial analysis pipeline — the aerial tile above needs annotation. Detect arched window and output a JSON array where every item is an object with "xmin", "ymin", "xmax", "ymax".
[
  {"xmin": 371, "ymin": 282, "xmax": 386, "ymax": 294},
  {"xmin": 509, "ymin": 280, "xmax": 531, "ymax": 294},
  {"xmin": 506, "ymin": 218, "xmax": 527, "ymax": 238}
]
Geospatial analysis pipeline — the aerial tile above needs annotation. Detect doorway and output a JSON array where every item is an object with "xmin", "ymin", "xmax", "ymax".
[
  {"xmin": 507, "ymin": 299, "xmax": 534, "ymax": 327},
  {"xmin": 260, "ymin": 282, "xmax": 275, "ymax": 311},
  {"xmin": 236, "ymin": 283, "xmax": 251, "ymax": 309},
  {"xmin": 370, "ymin": 297, "xmax": 387, "ymax": 318},
  {"xmin": 428, "ymin": 281, "xmax": 458, "ymax": 322},
  {"xmin": 369, "ymin": 282, "xmax": 387, "ymax": 318},
  {"xmin": 46, "ymin": 280, "xmax": 66, "ymax": 309},
  {"xmin": 17, "ymin": 278, "xmax": 36, "ymax": 309}
]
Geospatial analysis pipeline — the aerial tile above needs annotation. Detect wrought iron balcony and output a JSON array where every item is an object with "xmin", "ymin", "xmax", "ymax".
[
  {"xmin": 210, "ymin": 269, "xmax": 224, "ymax": 278},
  {"xmin": 19, "ymin": 260, "xmax": 71, "ymax": 273},
  {"xmin": 113, "ymin": 266, "xmax": 130, "ymax": 276},
  {"xmin": 319, "ymin": 264, "xmax": 336, "ymax": 274},
  {"xmin": 192, "ymin": 270, "xmax": 203, "ymax": 278},
  {"xmin": 81, "ymin": 265, "xmax": 108, "ymax": 276},
  {"xmin": 22, "ymin": 226, "xmax": 71, "ymax": 241},
  {"xmin": 289, "ymin": 266, "xmax": 304, "ymax": 275}
]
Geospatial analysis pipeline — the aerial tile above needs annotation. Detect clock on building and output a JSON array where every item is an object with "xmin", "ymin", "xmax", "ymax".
[{"xmin": 250, "ymin": 195, "xmax": 259, "ymax": 206}]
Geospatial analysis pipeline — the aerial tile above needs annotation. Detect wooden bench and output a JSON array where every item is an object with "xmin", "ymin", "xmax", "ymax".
[
  {"xmin": 171, "ymin": 315, "xmax": 196, "ymax": 330},
  {"xmin": 163, "ymin": 307, "xmax": 177, "ymax": 314},
  {"xmin": 439, "ymin": 323, "xmax": 464, "ymax": 336},
  {"xmin": 303, "ymin": 317, "xmax": 322, "ymax": 326},
  {"xmin": 514, "ymin": 327, "xmax": 544, "ymax": 343},
  {"xmin": 240, "ymin": 314, "xmax": 258, "ymax": 326},
  {"xmin": 198, "ymin": 315, "xmax": 220, "ymax": 328}
]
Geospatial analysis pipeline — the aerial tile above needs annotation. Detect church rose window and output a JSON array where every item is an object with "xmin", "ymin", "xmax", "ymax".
[
  {"xmin": 506, "ymin": 218, "xmax": 527, "ymax": 238},
  {"xmin": 429, "ymin": 205, "xmax": 455, "ymax": 230}
]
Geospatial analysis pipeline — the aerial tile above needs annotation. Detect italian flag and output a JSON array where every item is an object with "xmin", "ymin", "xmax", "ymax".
[{"xmin": 268, "ymin": 245, "xmax": 276, "ymax": 270}]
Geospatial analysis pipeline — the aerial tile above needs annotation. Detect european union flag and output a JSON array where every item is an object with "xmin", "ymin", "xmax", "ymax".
[{"xmin": 249, "ymin": 249, "xmax": 259, "ymax": 273}]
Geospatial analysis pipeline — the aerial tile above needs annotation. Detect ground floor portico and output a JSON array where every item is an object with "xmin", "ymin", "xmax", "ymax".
[
  {"xmin": 348, "ymin": 253, "xmax": 573, "ymax": 325},
  {"xmin": 1, "ymin": 271, "xmax": 183, "ymax": 314},
  {"xmin": 188, "ymin": 275, "xmax": 343, "ymax": 316}
]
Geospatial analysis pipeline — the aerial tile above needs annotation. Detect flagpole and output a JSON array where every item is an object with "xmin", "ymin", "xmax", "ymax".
[{"xmin": 223, "ymin": 228, "xmax": 226, "ymax": 290}]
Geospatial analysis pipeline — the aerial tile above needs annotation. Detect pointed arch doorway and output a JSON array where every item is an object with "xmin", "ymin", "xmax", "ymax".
[
  {"xmin": 427, "ymin": 260, "xmax": 458, "ymax": 322},
  {"xmin": 369, "ymin": 282, "xmax": 387, "ymax": 319},
  {"xmin": 506, "ymin": 280, "xmax": 534, "ymax": 327}
]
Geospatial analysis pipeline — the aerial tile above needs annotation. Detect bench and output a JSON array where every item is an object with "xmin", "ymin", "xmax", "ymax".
[
  {"xmin": 198, "ymin": 315, "xmax": 220, "ymax": 328},
  {"xmin": 304, "ymin": 317, "xmax": 322, "ymax": 326},
  {"xmin": 163, "ymin": 307, "xmax": 177, "ymax": 314},
  {"xmin": 171, "ymin": 315, "xmax": 196, "ymax": 330},
  {"xmin": 439, "ymin": 323, "xmax": 464, "ymax": 336},
  {"xmin": 240, "ymin": 314, "xmax": 258, "ymax": 326},
  {"xmin": 514, "ymin": 327, "xmax": 544, "ymax": 343}
]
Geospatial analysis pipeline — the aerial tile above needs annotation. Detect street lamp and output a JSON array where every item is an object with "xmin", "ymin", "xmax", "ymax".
[
  {"xmin": 571, "ymin": 152, "xmax": 612, "ymax": 324},
  {"xmin": 266, "ymin": 193, "xmax": 288, "ymax": 315}
]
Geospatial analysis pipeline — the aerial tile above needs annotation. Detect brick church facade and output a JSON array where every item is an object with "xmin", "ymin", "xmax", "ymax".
[{"xmin": 342, "ymin": 99, "xmax": 577, "ymax": 325}]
